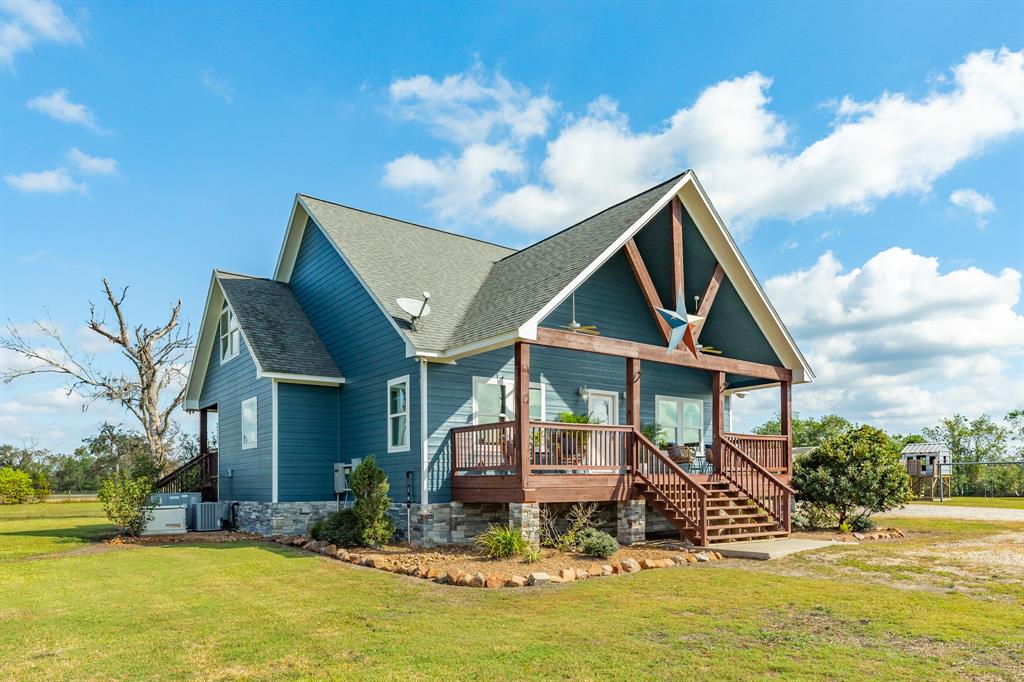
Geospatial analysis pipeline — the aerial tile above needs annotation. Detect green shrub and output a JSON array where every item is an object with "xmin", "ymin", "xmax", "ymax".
[
  {"xmin": 850, "ymin": 515, "xmax": 877, "ymax": 532},
  {"xmin": 541, "ymin": 501, "xmax": 599, "ymax": 551},
  {"xmin": 349, "ymin": 457, "xmax": 395, "ymax": 547},
  {"xmin": 791, "ymin": 502, "xmax": 834, "ymax": 531},
  {"xmin": 310, "ymin": 509, "xmax": 361, "ymax": 547},
  {"xmin": 521, "ymin": 546, "xmax": 541, "ymax": 563},
  {"xmin": 578, "ymin": 528, "xmax": 619, "ymax": 559},
  {"xmin": 32, "ymin": 471, "xmax": 51, "ymax": 502},
  {"xmin": 838, "ymin": 521, "xmax": 852, "ymax": 534},
  {"xmin": 97, "ymin": 474, "xmax": 154, "ymax": 536},
  {"xmin": 475, "ymin": 523, "xmax": 528, "ymax": 559},
  {"xmin": 793, "ymin": 425, "xmax": 913, "ymax": 528},
  {"xmin": 0, "ymin": 467, "xmax": 33, "ymax": 504}
]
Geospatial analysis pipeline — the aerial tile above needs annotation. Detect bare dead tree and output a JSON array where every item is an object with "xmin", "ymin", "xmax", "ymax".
[{"xmin": 1, "ymin": 279, "xmax": 191, "ymax": 472}]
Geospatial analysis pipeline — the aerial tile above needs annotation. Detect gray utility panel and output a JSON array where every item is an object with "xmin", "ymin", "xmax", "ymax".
[{"xmin": 149, "ymin": 492, "xmax": 202, "ymax": 529}]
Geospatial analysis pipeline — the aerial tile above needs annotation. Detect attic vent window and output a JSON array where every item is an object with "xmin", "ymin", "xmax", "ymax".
[{"xmin": 220, "ymin": 303, "xmax": 240, "ymax": 363}]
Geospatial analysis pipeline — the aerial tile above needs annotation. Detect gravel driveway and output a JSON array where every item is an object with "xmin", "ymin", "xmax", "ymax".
[{"xmin": 885, "ymin": 504, "xmax": 1024, "ymax": 522}]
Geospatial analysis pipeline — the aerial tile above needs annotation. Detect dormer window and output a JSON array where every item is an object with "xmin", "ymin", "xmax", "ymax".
[{"xmin": 220, "ymin": 303, "xmax": 240, "ymax": 363}]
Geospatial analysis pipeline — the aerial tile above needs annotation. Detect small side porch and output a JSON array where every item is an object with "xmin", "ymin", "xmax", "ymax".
[{"xmin": 450, "ymin": 339, "xmax": 796, "ymax": 547}]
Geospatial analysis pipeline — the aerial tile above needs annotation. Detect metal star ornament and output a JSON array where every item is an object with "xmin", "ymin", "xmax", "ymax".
[{"xmin": 656, "ymin": 290, "xmax": 703, "ymax": 356}]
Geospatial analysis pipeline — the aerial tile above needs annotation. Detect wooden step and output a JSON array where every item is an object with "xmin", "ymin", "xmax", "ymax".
[
  {"xmin": 706, "ymin": 530, "xmax": 789, "ymax": 543},
  {"xmin": 706, "ymin": 521, "xmax": 782, "ymax": 533}
]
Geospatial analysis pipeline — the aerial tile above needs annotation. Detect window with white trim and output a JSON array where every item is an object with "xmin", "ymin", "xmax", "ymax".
[
  {"xmin": 241, "ymin": 396, "xmax": 258, "ymax": 450},
  {"xmin": 220, "ymin": 303, "xmax": 240, "ymax": 363},
  {"xmin": 472, "ymin": 376, "xmax": 545, "ymax": 424},
  {"xmin": 387, "ymin": 375, "xmax": 410, "ymax": 452},
  {"xmin": 655, "ymin": 395, "xmax": 703, "ymax": 447}
]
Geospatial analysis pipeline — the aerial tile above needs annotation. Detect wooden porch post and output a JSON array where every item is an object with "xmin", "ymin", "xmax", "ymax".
[
  {"xmin": 780, "ymin": 380, "xmax": 792, "ymax": 474},
  {"xmin": 199, "ymin": 408, "xmax": 208, "ymax": 456},
  {"xmin": 626, "ymin": 357, "xmax": 640, "ymax": 428},
  {"xmin": 514, "ymin": 342, "xmax": 531, "ymax": 494},
  {"xmin": 711, "ymin": 371, "xmax": 724, "ymax": 472}
]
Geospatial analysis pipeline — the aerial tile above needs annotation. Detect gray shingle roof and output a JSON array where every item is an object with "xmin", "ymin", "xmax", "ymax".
[
  {"xmin": 300, "ymin": 173, "xmax": 683, "ymax": 352},
  {"xmin": 300, "ymin": 197, "xmax": 515, "ymax": 351},
  {"xmin": 217, "ymin": 271, "xmax": 343, "ymax": 378}
]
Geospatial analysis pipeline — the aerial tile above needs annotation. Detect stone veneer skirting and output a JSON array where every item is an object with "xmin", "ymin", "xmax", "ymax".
[{"xmin": 228, "ymin": 498, "xmax": 685, "ymax": 547}]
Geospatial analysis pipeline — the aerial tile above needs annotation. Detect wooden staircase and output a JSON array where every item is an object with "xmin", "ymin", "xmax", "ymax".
[
  {"xmin": 631, "ymin": 430, "xmax": 793, "ymax": 546},
  {"xmin": 154, "ymin": 449, "xmax": 218, "ymax": 502}
]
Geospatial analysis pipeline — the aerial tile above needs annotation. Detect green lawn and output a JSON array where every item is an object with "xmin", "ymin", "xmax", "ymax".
[
  {"xmin": 1, "ymin": 503, "xmax": 1022, "ymax": 681},
  {"xmin": 911, "ymin": 496, "xmax": 1024, "ymax": 510},
  {"xmin": 0, "ymin": 501, "xmax": 114, "ymax": 560}
]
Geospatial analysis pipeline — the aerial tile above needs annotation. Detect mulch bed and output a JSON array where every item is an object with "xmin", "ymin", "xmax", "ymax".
[
  {"xmin": 270, "ymin": 535, "xmax": 726, "ymax": 588},
  {"xmin": 107, "ymin": 531, "xmax": 263, "ymax": 546}
]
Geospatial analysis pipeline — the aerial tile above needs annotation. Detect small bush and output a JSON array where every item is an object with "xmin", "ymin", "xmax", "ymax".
[
  {"xmin": 349, "ymin": 457, "xmax": 395, "ymax": 547},
  {"xmin": 521, "ymin": 546, "xmax": 541, "ymax": 563},
  {"xmin": 791, "ymin": 502, "xmax": 834, "ymax": 531},
  {"xmin": 97, "ymin": 474, "xmax": 154, "ymax": 536},
  {"xmin": 850, "ymin": 515, "xmax": 877, "ymax": 532},
  {"xmin": 838, "ymin": 520, "xmax": 852, "ymax": 534},
  {"xmin": 542, "ymin": 501, "xmax": 599, "ymax": 551},
  {"xmin": 310, "ymin": 509, "xmax": 361, "ymax": 547},
  {"xmin": 32, "ymin": 471, "xmax": 51, "ymax": 502},
  {"xmin": 475, "ymin": 523, "xmax": 528, "ymax": 559},
  {"xmin": 579, "ymin": 528, "xmax": 619, "ymax": 559},
  {"xmin": 0, "ymin": 467, "xmax": 33, "ymax": 504}
]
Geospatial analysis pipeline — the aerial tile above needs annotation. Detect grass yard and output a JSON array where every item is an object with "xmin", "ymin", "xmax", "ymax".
[
  {"xmin": 911, "ymin": 496, "xmax": 1024, "ymax": 510},
  {"xmin": 2, "ymin": 503, "xmax": 1022, "ymax": 681}
]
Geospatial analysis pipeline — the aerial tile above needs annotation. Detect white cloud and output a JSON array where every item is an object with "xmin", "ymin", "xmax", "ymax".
[
  {"xmin": 732, "ymin": 247, "xmax": 1024, "ymax": 433},
  {"xmin": 385, "ymin": 49, "xmax": 1024, "ymax": 239},
  {"xmin": 201, "ymin": 68, "xmax": 235, "ymax": 103},
  {"xmin": 67, "ymin": 147, "xmax": 118, "ymax": 175},
  {"xmin": 389, "ymin": 65, "xmax": 556, "ymax": 145},
  {"xmin": 949, "ymin": 187, "xmax": 995, "ymax": 227},
  {"xmin": 4, "ymin": 167, "xmax": 85, "ymax": 193},
  {"xmin": 27, "ymin": 88, "xmax": 103, "ymax": 132},
  {"xmin": 0, "ymin": 0, "xmax": 81, "ymax": 69}
]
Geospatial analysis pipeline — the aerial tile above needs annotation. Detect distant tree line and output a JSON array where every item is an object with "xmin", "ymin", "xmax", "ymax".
[
  {"xmin": 753, "ymin": 410, "xmax": 1024, "ymax": 497},
  {"xmin": 0, "ymin": 423, "xmax": 201, "ymax": 498}
]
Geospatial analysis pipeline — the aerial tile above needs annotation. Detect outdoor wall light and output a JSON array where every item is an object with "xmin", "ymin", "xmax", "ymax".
[{"xmin": 578, "ymin": 385, "xmax": 590, "ymax": 402}]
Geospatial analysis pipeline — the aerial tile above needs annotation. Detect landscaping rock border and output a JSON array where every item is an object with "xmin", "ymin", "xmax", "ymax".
[{"xmin": 270, "ymin": 535, "xmax": 724, "ymax": 588}]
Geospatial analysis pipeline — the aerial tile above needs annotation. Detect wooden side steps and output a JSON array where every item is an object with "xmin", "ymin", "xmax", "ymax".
[{"xmin": 637, "ymin": 477, "xmax": 789, "ymax": 546}]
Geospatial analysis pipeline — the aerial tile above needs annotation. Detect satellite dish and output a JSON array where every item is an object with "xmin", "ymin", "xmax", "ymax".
[{"xmin": 396, "ymin": 292, "xmax": 431, "ymax": 330}]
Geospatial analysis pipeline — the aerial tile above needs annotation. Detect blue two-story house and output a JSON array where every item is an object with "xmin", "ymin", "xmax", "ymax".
[{"xmin": 176, "ymin": 171, "xmax": 813, "ymax": 547}]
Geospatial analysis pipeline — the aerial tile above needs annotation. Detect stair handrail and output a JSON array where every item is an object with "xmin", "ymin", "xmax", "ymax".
[
  {"xmin": 631, "ymin": 429, "xmax": 709, "ymax": 545},
  {"xmin": 154, "ymin": 449, "xmax": 217, "ymax": 493},
  {"xmin": 718, "ymin": 438, "xmax": 794, "ymax": 528}
]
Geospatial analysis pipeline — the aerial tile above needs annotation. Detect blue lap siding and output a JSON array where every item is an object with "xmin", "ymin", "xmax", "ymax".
[
  {"xmin": 199, "ymin": 336, "xmax": 272, "ymax": 502},
  {"xmin": 287, "ymin": 219, "xmax": 422, "ymax": 501},
  {"xmin": 277, "ymin": 383, "xmax": 341, "ymax": 502}
]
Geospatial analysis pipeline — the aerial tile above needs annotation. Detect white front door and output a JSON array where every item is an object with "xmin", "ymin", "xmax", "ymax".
[{"xmin": 588, "ymin": 390, "xmax": 618, "ymax": 425}]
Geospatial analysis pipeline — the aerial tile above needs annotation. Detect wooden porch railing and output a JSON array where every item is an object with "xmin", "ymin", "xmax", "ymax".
[
  {"xmin": 632, "ymin": 431, "xmax": 708, "ymax": 545},
  {"xmin": 529, "ymin": 423, "xmax": 632, "ymax": 471},
  {"xmin": 154, "ymin": 449, "xmax": 218, "ymax": 498},
  {"xmin": 723, "ymin": 433, "xmax": 791, "ymax": 475},
  {"xmin": 451, "ymin": 422, "xmax": 516, "ymax": 471},
  {"xmin": 718, "ymin": 439, "xmax": 793, "ymax": 528}
]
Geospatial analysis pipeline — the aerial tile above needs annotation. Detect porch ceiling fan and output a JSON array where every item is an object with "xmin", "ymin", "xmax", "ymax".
[
  {"xmin": 697, "ymin": 344, "xmax": 722, "ymax": 355},
  {"xmin": 560, "ymin": 293, "xmax": 600, "ymax": 335}
]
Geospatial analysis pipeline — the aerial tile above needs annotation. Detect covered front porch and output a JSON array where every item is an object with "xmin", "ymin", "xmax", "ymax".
[{"xmin": 450, "ymin": 334, "xmax": 795, "ymax": 546}]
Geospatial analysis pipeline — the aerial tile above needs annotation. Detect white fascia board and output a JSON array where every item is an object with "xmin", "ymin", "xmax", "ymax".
[
  {"xmin": 516, "ymin": 173, "xmax": 694, "ymax": 340},
  {"xmin": 183, "ymin": 272, "xmax": 225, "ymax": 407},
  {"xmin": 682, "ymin": 176, "xmax": 814, "ymax": 383},
  {"xmin": 258, "ymin": 371, "xmax": 346, "ymax": 385},
  {"xmin": 271, "ymin": 379, "xmax": 279, "ymax": 503},
  {"xmin": 423, "ymin": 329, "xmax": 522, "ymax": 363},
  {"xmin": 419, "ymin": 359, "xmax": 429, "ymax": 508}
]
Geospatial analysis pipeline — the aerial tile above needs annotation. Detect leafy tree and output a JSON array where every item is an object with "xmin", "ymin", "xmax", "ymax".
[
  {"xmin": 349, "ymin": 457, "xmax": 395, "ymax": 546},
  {"xmin": 753, "ymin": 412, "xmax": 854, "ymax": 447},
  {"xmin": 0, "ymin": 467, "xmax": 34, "ymax": 504},
  {"xmin": 923, "ymin": 413, "xmax": 1010, "ymax": 495},
  {"xmin": 792, "ymin": 425, "xmax": 912, "ymax": 527},
  {"xmin": 98, "ymin": 474, "xmax": 155, "ymax": 536}
]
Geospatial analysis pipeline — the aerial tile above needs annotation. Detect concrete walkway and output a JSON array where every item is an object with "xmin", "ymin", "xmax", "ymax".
[
  {"xmin": 884, "ymin": 504, "xmax": 1024, "ymax": 523},
  {"xmin": 712, "ymin": 537, "xmax": 844, "ymax": 560}
]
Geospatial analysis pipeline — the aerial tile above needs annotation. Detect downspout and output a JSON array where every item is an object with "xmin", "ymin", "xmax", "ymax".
[{"xmin": 419, "ymin": 358, "xmax": 429, "ymax": 509}]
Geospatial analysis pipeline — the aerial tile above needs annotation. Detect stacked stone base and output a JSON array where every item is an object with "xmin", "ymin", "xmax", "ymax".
[{"xmin": 228, "ymin": 498, "xmax": 685, "ymax": 547}]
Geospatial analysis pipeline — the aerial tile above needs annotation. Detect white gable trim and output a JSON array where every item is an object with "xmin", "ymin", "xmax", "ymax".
[
  {"xmin": 513, "ymin": 171, "xmax": 813, "ymax": 382},
  {"xmin": 273, "ymin": 195, "xmax": 418, "ymax": 358}
]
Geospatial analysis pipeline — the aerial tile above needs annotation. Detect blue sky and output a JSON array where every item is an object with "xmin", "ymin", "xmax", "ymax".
[{"xmin": 1, "ymin": 0, "xmax": 1022, "ymax": 452}]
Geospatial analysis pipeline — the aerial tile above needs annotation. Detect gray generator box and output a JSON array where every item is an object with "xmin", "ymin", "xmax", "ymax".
[{"xmin": 149, "ymin": 492, "xmax": 202, "ymax": 529}]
